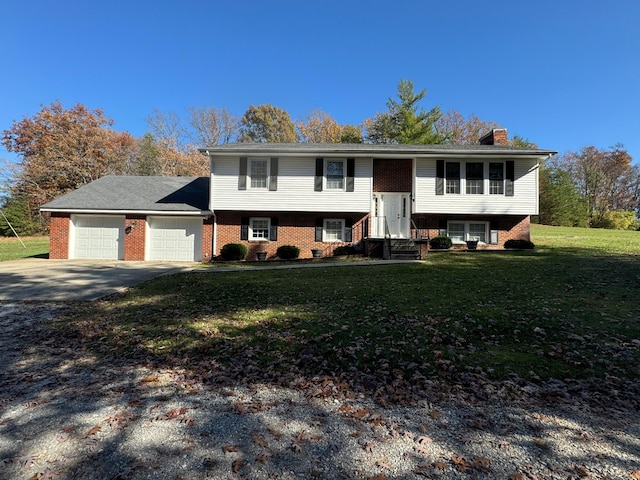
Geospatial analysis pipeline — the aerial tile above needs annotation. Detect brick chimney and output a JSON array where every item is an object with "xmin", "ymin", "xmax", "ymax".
[{"xmin": 479, "ymin": 128, "xmax": 508, "ymax": 146}]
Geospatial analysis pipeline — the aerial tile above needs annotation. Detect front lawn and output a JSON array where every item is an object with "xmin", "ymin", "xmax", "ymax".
[
  {"xmin": 0, "ymin": 236, "xmax": 49, "ymax": 261},
  {"xmin": 60, "ymin": 225, "xmax": 640, "ymax": 404}
]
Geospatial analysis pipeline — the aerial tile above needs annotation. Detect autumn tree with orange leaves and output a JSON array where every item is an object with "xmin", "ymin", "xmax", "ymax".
[{"xmin": 2, "ymin": 101, "xmax": 135, "ymax": 226}]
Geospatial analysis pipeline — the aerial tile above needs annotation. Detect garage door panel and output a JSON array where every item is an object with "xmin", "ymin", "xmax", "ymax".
[
  {"xmin": 148, "ymin": 217, "xmax": 202, "ymax": 261},
  {"xmin": 73, "ymin": 215, "xmax": 124, "ymax": 260}
]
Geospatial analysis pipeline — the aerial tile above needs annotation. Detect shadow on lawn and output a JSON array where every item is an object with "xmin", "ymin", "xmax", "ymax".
[{"xmin": 1, "ymin": 250, "xmax": 640, "ymax": 478}]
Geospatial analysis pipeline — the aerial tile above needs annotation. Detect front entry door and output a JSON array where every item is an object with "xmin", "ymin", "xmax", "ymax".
[{"xmin": 378, "ymin": 193, "xmax": 410, "ymax": 238}]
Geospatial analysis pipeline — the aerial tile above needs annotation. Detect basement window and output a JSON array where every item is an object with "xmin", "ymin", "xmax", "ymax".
[{"xmin": 448, "ymin": 221, "xmax": 488, "ymax": 243}]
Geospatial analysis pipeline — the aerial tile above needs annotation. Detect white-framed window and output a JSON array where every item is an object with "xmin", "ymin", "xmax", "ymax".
[
  {"xmin": 325, "ymin": 160, "xmax": 345, "ymax": 190},
  {"xmin": 249, "ymin": 217, "xmax": 270, "ymax": 240},
  {"xmin": 447, "ymin": 221, "xmax": 488, "ymax": 243},
  {"xmin": 465, "ymin": 162, "xmax": 484, "ymax": 195},
  {"xmin": 324, "ymin": 219, "xmax": 345, "ymax": 242},
  {"xmin": 250, "ymin": 159, "xmax": 268, "ymax": 189},
  {"xmin": 489, "ymin": 162, "xmax": 504, "ymax": 194},
  {"xmin": 442, "ymin": 161, "xmax": 510, "ymax": 196},
  {"xmin": 446, "ymin": 162, "xmax": 460, "ymax": 194}
]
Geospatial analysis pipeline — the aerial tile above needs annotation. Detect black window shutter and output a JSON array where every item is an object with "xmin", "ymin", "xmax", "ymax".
[
  {"xmin": 439, "ymin": 218, "xmax": 448, "ymax": 236},
  {"xmin": 269, "ymin": 157, "xmax": 278, "ymax": 191},
  {"xmin": 436, "ymin": 160, "xmax": 445, "ymax": 195},
  {"xmin": 238, "ymin": 157, "xmax": 247, "ymax": 190},
  {"xmin": 240, "ymin": 217, "xmax": 249, "ymax": 240},
  {"xmin": 315, "ymin": 218, "xmax": 323, "ymax": 242},
  {"xmin": 505, "ymin": 161, "xmax": 515, "ymax": 196},
  {"xmin": 490, "ymin": 220, "xmax": 499, "ymax": 244},
  {"xmin": 314, "ymin": 158, "xmax": 323, "ymax": 192},
  {"xmin": 346, "ymin": 158, "xmax": 355, "ymax": 192},
  {"xmin": 344, "ymin": 218, "xmax": 353, "ymax": 242},
  {"xmin": 270, "ymin": 217, "xmax": 278, "ymax": 241}
]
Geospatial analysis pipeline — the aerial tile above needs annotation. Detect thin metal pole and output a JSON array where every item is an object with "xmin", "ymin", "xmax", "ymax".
[{"xmin": 0, "ymin": 209, "xmax": 26, "ymax": 248}]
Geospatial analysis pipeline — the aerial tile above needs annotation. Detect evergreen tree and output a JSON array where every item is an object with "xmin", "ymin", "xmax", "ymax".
[
  {"xmin": 0, "ymin": 195, "xmax": 41, "ymax": 236},
  {"xmin": 366, "ymin": 80, "xmax": 445, "ymax": 144}
]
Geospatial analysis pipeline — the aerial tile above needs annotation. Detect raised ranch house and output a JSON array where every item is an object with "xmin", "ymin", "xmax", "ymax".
[{"xmin": 41, "ymin": 129, "xmax": 556, "ymax": 261}]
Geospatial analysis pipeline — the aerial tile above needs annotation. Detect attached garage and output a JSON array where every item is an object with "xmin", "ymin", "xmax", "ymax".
[
  {"xmin": 147, "ymin": 216, "xmax": 203, "ymax": 262},
  {"xmin": 41, "ymin": 176, "xmax": 212, "ymax": 261},
  {"xmin": 72, "ymin": 215, "xmax": 125, "ymax": 260}
]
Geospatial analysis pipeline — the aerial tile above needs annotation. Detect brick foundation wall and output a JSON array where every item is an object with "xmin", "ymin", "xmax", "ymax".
[
  {"xmin": 215, "ymin": 211, "xmax": 368, "ymax": 260},
  {"xmin": 373, "ymin": 159, "xmax": 412, "ymax": 192},
  {"xmin": 48, "ymin": 213, "xmax": 70, "ymax": 259},
  {"xmin": 123, "ymin": 216, "xmax": 146, "ymax": 260},
  {"xmin": 412, "ymin": 214, "xmax": 531, "ymax": 249}
]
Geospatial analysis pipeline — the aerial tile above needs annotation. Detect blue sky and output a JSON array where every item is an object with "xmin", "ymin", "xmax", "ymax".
[{"xmin": 1, "ymin": 0, "xmax": 639, "ymax": 168}]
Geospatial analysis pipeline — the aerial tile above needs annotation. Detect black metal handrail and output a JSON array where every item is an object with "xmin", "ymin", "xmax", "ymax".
[{"xmin": 383, "ymin": 217, "xmax": 391, "ymax": 260}]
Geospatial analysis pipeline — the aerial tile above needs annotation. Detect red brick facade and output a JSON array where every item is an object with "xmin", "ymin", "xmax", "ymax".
[
  {"xmin": 49, "ymin": 213, "xmax": 70, "ymax": 260},
  {"xmin": 47, "ymin": 214, "xmax": 214, "ymax": 261},
  {"xmin": 123, "ymin": 216, "xmax": 146, "ymax": 260},
  {"xmin": 49, "ymin": 211, "xmax": 532, "ymax": 260},
  {"xmin": 411, "ymin": 214, "xmax": 531, "ymax": 250},
  {"xmin": 215, "ymin": 211, "xmax": 368, "ymax": 260},
  {"xmin": 373, "ymin": 159, "xmax": 412, "ymax": 192},
  {"xmin": 202, "ymin": 218, "xmax": 214, "ymax": 261}
]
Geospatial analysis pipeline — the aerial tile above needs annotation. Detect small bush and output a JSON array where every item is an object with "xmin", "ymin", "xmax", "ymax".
[
  {"xmin": 504, "ymin": 239, "xmax": 535, "ymax": 249},
  {"xmin": 276, "ymin": 245, "xmax": 300, "ymax": 260},
  {"xmin": 429, "ymin": 236, "xmax": 452, "ymax": 249},
  {"xmin": 220, "ymin": 243, "xmax": 248, "ymax": 261},
  {"xmin": 333, "ymin": 245, "xmax": 352, "ymax": 256}
]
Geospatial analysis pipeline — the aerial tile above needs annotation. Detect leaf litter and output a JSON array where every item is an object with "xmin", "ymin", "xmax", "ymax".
[{"xmin": 0, "ymin": 302, "xmax": 639, "ymax": 479}]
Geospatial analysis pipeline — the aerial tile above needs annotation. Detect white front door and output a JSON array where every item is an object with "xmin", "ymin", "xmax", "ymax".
[{"xmin": 377, "ymin": 193, "xmax": 410, "ymax": 238}]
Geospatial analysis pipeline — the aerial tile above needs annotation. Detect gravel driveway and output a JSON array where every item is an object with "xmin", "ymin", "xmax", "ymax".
[{"xmin": 1, "ymin": 302, "xmax": 639, "ymax": 479}]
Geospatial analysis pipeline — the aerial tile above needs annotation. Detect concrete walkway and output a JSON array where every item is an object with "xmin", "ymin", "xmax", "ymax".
[{"xmin": 0, "ymin": 258, "xmax": 191, "ymax": 301}]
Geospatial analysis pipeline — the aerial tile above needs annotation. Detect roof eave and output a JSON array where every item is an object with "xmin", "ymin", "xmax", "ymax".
[
  {"xmin": 200, "ymin": 144, "xmax": 556, "ymax": 158},
  {"xmin": 40, "ymin": 208, "xmax": 212, "ymax": 216}
]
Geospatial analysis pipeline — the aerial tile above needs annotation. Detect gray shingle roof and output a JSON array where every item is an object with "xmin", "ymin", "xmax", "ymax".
[
  {"xmin": 40, "ymin": 176, "xmax": 210, "ymax": 213},
  {"xmin": 200, "ymin": 142, "xmax": 556, "ymax": 157}
]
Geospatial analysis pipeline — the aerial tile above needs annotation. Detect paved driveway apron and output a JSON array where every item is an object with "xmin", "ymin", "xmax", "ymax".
[{"xmin": 0, "ymin": 259, "xmax": 189, "ymax": 301}]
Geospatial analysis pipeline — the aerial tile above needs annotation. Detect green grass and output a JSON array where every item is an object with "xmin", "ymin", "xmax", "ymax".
[
  {"xmin": 531, "ymin": 223, "xmax": 640, "ymax": 254},
  {"xmin": 59, "ymin": 225, "xmax": 640, "ymax": 401},
  {"xmin": 0, "ymin": 236, "xmax": 49, "ymax": 261}
]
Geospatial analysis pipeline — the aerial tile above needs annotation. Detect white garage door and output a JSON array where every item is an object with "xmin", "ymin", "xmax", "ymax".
[
  {"xmin": 148, "ymin": 217, "xmax": 203, "ymax": 261},
  {"xmin": 73, "ymin": 215, "xmax": 125, "ymax": 260}
]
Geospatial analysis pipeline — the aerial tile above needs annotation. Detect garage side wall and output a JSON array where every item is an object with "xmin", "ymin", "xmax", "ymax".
[{"xmin": 49, "ymin": 213, "xmax": 70, "ymax": 259}]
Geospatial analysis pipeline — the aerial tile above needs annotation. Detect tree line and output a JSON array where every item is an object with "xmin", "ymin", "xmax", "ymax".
[{"xmin": 1, "ymin": 80, "xmax": 638, "ymax": 235}]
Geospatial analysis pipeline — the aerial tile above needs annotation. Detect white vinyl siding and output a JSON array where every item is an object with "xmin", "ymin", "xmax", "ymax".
[
  {"xmin": 211, "ymin": 156, "xmax": 372, "ymax": 213},
  {"xmin": 415, "ymin": 158, "xmax": 540, "ymax": 215}
]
